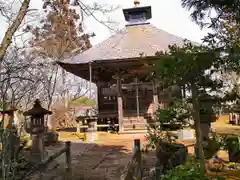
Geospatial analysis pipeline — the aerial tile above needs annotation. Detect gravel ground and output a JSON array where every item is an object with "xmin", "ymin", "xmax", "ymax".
[{"xmin": 30, "ymin": 133, "xmax": 151, "ymax": 180}]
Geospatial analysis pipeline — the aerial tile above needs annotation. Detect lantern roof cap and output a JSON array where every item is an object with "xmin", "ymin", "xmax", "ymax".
[
  {"xmin": 199, "ymin": 93, "xmax": 216, "ymax": 101},
  {"xmin": 187, "ymin": 93, "xmax": 220, "ymax": 103},
  {"xmin": 23, "ymin": 99, "xmax": 52, "ymax": 116}
]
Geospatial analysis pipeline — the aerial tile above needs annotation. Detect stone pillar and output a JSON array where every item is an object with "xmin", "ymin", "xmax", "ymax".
[
  {"xmin": 117, "ymin": 76, "xmax": 124, "ymax": 132},
  {"xmin": 31, "ymin": 134, "xmax": 44, "ymax": 162},
  {"xmin": 152, "ymin": 79, "xmax": 159, "ymax": 120}
]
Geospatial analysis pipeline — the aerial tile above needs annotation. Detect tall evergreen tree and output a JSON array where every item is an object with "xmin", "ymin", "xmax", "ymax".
[
  {"xmin": 155, "ymin": 41, "xmax": 222, "ymax": 177},
  {"xmin": 181, "ymin": 0, "xmax": 240, "ymax": 27},
  {"xmin": 181, "ymin": 0, "xmax": 240, "ymax": 102}
]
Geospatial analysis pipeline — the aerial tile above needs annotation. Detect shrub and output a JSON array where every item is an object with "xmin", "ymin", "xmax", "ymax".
[{"xmin": 161, "ymin": 162, "xmax": 225, "ymax": 180}]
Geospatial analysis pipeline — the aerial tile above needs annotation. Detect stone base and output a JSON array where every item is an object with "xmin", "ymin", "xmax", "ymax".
[
  {"xmin": 177, "ymin": 129, "xmax": 195, "ymax": 140},
  {"xmin": 85, "ymin": 132, "xmax": 98, "ymax": 143},
  {"xmin": 200, "ymin": 123, "xmax": 210, "ymax": 140}
]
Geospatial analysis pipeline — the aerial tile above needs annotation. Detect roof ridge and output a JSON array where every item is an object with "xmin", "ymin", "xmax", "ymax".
[{"xmin": 147, "ymin": 24, "xmax": 200, "ymax": 45}]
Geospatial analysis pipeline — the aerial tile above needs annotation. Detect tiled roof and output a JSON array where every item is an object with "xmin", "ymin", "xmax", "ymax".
[{"xmin": 68, "ymin": 23, "xmax": 186, "ymax": 64}]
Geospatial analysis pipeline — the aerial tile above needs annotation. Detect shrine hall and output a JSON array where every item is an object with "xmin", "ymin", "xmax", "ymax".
[{"xmin": 57, "ymin": 0, "xmax": 186, "ymax": 133}]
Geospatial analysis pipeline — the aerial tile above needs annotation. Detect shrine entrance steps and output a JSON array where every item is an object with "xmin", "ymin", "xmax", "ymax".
[{"xmin": 120, "ymin": 115, "xmax": 154, "ymax": 134}]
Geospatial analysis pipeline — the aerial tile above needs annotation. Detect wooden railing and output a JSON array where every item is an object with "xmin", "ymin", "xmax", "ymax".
[
  {"xmin": 18, "ymin": 141, "xmax": 72, "ymax": 180},
  {"xmin": 124, "ymin": 139, "xmax": 143, "ymax": 180}
]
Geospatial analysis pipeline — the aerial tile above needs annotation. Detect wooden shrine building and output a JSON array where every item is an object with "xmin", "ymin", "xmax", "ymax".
[{"xmin": 58, "ymin": 0, "xmax": 186, "ymax": 132}]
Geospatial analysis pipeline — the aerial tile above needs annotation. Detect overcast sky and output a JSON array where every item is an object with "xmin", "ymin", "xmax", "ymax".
[
  {"xmin": 0, "ymin": 0, "xmax": 211, "ymax": 46},
  {"xmin": 80, "ymin": 0, "xmax": 211, "ymax": 45}
]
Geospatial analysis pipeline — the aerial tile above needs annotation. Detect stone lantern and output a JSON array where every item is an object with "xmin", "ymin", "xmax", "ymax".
[
  {"xmin": 198, "ymin": 93, "xmax": 218, "ymax": 140},
  {"xmin": 23, "ymin": 99, "xmax": 52, "ymax": 134},
  {"xmin": 170, "ymin": 84, "xmax": 182, "ymax": 98},
  {"xmin": 23, "ymin": 99, "xmax": 52, "ymax": 162},
  {"xmin": 187, "ymin": 93, "xmax": 218, "ymax": 139},
  {"xmin": 230, "ymin": 103, "xmax": 240, "ymax": 125}
]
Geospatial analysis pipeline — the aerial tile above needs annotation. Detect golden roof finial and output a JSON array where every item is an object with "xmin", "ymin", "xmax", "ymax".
[{"xmin": 134, "ymin": 0, "xmax": 140, "ymax": 7}]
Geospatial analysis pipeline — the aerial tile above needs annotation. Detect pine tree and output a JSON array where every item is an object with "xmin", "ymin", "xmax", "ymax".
[
  {"xmin": 182, "ymin": 0, "xmax": 240, "ymax": 106},
  {"xmin": 155, "ymin": 41, "xmax": 222, "ymax": 177},
  {"xmin": 181, "ymin": 0, "xmax": 240, "ymax": 27}
]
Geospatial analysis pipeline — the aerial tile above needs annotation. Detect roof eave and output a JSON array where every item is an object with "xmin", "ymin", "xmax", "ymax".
[{"xmin": 57, "ymin": 55, "xmax": 158, "ymax": 66}]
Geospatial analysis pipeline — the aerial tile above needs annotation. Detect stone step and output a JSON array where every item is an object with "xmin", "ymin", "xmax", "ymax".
[
  {"xmin": 123, "ymin": 123, "xmax": 148, "ymax": 130},
  {"xmin": 123, "ymin": 128, "xmax": 147, "ymax": 132},
  {"xmin": 123, "ymin": 116, "xmax": 146, "ymax": 119},
  {"xmin": 123, "ymin": 118, "xmax": 146, "ymax": 123},
  {"xmin": 119, "ymin": 129, "xmax": 148, "ymax": 134},
  {"xmin": 123, "ymin": 120, "xmax": 157, "ymax": 126},
  {"xmin": 123, "ymin": 121, "xmax": 147, "ymax": 126}
]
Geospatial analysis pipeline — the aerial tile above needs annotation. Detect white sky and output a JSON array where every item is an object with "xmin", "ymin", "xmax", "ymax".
[
  {"xmin": 0, "ymin": 0, "xmax": 211, "ymax": 46},
  {"xmin": 83, "ymin": 0, "xmax": 211, "ymax": 45}
]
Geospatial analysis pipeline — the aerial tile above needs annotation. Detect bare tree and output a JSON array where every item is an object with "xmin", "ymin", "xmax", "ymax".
[
  {"xmin": 0, "ymin": 47, "xmax": 43, "ymax": 108},
  {"xmin": 25, "ymin": 1, "xmax": 117, "ymax": 101},
  {"xmin": 0, "ymin": 0, "xmax": 31, "ymax": 61},
  {"xmin": 0, "ymin": 0, "xmax": 118, "ymax": 129}
]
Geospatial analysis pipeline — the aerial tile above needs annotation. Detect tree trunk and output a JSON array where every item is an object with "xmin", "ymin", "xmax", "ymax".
[
  {"xmin": 191, "ymin": 83, "xmax": 205, "ymax": 177},
  {"xmin": 0, "ymin": 0, "xmax": 31, "ymax": 61}
]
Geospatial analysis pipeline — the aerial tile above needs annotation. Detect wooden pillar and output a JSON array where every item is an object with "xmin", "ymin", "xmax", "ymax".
[
  {"xmin": 89, "ymin": 62, "xmax": 93, "ymax": 118},
  {"xmin": 152, "ymin": 79, "xmax": 159, "ymax": 120},
  {"xmin": 134, "ymin": 139, "xmax": 141, "ymax": 153},
  {"xmin": 135, "ymin": 77, "xmax": 140, "ymax": 121},
  {"xmin": 117, "ymin": 76, "xmax": 124, "ymax": 132},
  {"xmin": 65, "ymin": 141, "xmax": 72, "ymax": 180},
  {"xmin": 96, "ymin": 82, "xmax": 103, "ymax": 112}
]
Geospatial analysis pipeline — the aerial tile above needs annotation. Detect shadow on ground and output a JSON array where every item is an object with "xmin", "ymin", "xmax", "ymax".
[{"xmin": 43, "ymin": 135, "xmax": 156, "ymax": 180}]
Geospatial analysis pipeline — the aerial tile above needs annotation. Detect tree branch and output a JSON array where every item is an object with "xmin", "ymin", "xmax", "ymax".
[{"xmin": 0, "ymin": 0, "xmax": 30, "ymax": 62}]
